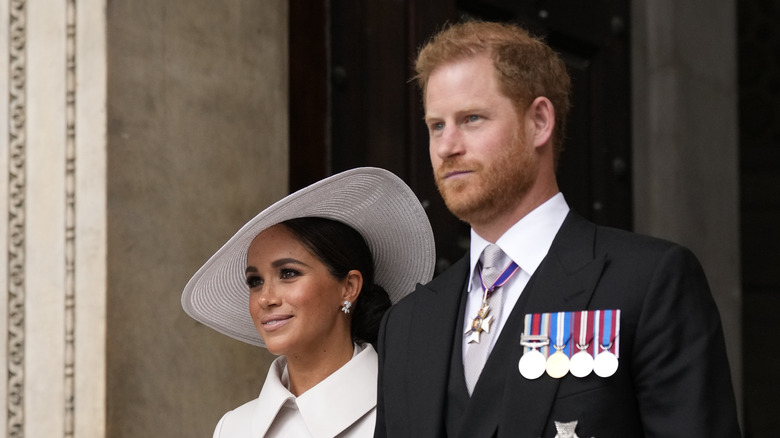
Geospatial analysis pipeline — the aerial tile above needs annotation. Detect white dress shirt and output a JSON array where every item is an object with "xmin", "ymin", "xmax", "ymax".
[
  {"xmin": 213, "ymin": 343, "xmax": 377, "ymax": 438},
  {"xmin": 462, "ymin": 193, "xmax": 569, "ymax": 361}
]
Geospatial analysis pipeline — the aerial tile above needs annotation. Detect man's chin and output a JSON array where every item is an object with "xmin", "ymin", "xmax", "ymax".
[{"xmin": 442, "ymin": 195, "xmax": 482, "ymax": 224}]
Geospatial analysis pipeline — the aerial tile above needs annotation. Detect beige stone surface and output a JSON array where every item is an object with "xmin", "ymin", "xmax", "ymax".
[
  {"xmin": 25, "ymin": 3, "xmax": 68, "ymax": 436},
  {"xmin": 76, "ymin": 1, "xmax": 108, "ymax": 436},
  {"xmin": 106, "ymin": 0, "xmax": 287, "ymax": 436}
]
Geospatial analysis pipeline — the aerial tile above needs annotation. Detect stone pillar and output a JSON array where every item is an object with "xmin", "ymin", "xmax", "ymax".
[
  {"xmin": 632, "ymin": 0, "xmax": 742, "ymax": 424},
  {"xmin": 1, "ymin": 0, "xmax": 107, "ymax": 436},
  {"xmin": 0, "ymin": 1, "xmax": 288, "ymax": 437}
]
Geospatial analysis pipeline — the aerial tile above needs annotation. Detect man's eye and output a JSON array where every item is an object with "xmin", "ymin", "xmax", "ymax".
[
  {"xmin": 467, "ymin": 115, "xmax": 480, "ymax": 123},
  {"xmin": 246, "ymin": 275, "xmax": 263, "ymax": 288},
  {"xmin": 430, "ymin": 122, "xmax": 444, "ymax": 131}
]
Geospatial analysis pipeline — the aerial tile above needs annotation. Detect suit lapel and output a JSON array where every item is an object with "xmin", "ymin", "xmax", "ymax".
[
  {"xmin": 406, "ymin": 256, "xmax": 469, "ymax": 437},
  {"xmin": 523, "ymin": 212, "xmax": 606, "ymax": 312},
  {"xmin": 455, "ymin": 212, "xmax": 607, "ymax": 438},
  {"xmin": 499, "ymin": 212, "xmax": 607, "ymax": 437}
]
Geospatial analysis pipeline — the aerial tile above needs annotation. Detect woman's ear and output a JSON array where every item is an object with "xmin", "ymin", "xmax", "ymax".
[
  {"xmin": 526, "ymin": 96, "xmax": 555, "ymax": 148},
  {"xmin": 342, "ymin": 270, "xmax": 364, "ymax": 303}
]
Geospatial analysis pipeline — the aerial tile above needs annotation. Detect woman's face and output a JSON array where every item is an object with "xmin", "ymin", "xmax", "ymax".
[{"xmin": 246, "ymin": 224, "xmax": 354, "ymax": 357}]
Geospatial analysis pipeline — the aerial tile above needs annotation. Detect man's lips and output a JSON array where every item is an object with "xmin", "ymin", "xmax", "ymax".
[
  {"xmin": 437, "ymin": 170, "xmax": 474, "ymax": 181},
  {"xmin": 440, "ymin": 169, "xmax": 473, "ymax": 180}
]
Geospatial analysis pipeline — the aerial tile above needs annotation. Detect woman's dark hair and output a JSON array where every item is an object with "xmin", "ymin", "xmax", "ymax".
[{"xmin": 280, "ymin": 216, "xmax": 391, "ymax": 346}]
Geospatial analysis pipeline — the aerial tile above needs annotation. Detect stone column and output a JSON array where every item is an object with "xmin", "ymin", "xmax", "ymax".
[
  {"xmin": 1, "ymin": 0, "xmax": 107, "ymax": 436},
  {"xmin": 632, "ymin": 0, "xmax": 742, "ymax": 423}
]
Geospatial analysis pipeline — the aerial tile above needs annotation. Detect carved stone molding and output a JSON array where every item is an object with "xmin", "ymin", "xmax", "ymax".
[
  {"xmin": 64, "ymin": 0, "xmax": 77, "ymax": 436},
  {"xmin": 7, "ymin": 0, "xmax": 27, "ymax": 437}
]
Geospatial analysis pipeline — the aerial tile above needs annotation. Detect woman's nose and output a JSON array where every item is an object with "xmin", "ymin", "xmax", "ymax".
[{"xmin": 257, "ymin": 286, "xmax": 280, "ymax": 309}]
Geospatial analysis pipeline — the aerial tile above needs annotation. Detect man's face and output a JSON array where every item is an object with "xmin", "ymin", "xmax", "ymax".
[{"xmin": 424, "ymin": 55, "xmax": 538, "ymax": 227}]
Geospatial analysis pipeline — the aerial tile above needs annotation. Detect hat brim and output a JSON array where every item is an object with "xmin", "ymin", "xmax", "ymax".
[{"xmin": 181, "ymin": 167, "xmax": 435, "ymax": 347}]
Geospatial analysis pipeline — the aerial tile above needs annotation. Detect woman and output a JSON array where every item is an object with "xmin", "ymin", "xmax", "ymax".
[{"xmin": 181, "ymin": 167, "xmax": 435, "ymax": 437}]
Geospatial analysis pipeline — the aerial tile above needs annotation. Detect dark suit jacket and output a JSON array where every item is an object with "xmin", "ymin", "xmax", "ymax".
[{"xmin": 375, "ymin": 212, "xmax": 740, "ymax": 437}]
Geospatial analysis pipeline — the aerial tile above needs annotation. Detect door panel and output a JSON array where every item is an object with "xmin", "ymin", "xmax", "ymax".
[{"xmin": 289, "ymin": 0, "xmax": 631, "ymax": 271}]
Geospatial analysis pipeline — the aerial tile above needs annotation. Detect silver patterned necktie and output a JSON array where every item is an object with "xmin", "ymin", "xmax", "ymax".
[{"xmin": 463, "ymin": 243, "xmax": 509, "ymax": 395}]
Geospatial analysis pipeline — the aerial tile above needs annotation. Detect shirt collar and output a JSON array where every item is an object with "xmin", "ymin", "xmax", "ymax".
[
  {"xmin": 250, "ymin": 343, "xmax": 378, "ymax": 438},
  {"xmin": 468, "ymin": 193, "xmax": 570, "ymax": 285}
]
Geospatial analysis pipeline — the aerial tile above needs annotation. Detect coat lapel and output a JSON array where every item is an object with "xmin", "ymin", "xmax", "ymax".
[
  {"xmin": 499, "ymin": 212, "xmax": 608, "ymax": 437},
  {"xmin": 405, "ymin": 256, "xmax": 469, "ymax": 437}
]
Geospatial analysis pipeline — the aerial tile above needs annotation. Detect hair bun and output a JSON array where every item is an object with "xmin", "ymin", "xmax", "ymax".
[{"xmin": 351, "ymin": 283, "xmax": 391, "ymax": 346}]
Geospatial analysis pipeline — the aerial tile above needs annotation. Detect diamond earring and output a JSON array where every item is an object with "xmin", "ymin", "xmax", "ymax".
[{"xmin": 341, "ymin": 300, "xmax": 352, "ymax": 314}]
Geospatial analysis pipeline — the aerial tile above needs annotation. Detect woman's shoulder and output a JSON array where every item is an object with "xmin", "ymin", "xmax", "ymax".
[{"xmin": 212, "ymin": 398, "xmax": 259, "ymax": 438}]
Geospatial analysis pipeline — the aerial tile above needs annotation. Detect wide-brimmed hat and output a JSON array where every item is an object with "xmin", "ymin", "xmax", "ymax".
[{"xmin": 181, "ymin": 167, "xmax": 436, "ymax": 347}]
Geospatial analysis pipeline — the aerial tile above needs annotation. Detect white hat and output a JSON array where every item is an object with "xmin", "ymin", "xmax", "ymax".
[{"xmin": 181, "ymin": 167, "xmax": 436, "ymax": 347}]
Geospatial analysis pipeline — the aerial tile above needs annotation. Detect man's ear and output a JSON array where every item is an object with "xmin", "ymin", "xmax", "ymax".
[
  {"xmin": 342, "ymin": 270, "xmax": 364, "ymax": 303},
  {"xmin": 527, "ymin": 96, "xmax": 555, "ymax": 148}
]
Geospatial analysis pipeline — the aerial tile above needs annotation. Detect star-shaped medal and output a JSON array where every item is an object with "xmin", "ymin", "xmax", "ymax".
[
  {"xmin": 554, "ymin": 420, "xmax": 579, "ymax": 438},
  {"xmin": 465, "ymin": 305, "xmax": 494, "ymax": 344}
]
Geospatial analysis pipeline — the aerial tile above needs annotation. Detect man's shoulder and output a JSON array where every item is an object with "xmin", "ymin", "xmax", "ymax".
[
  {"xmin": 563, "ymin": 211, "xmax": 685, "ymax": 254},
  {"xmin": 593, "ymin": 222, "xmax": 689, "ymax": 257},
  {"xmin": 388, "ymin": 254, "xmax": 469, "ymax": 312},
  {"xmin": 556, "ymin": 211, "xmax": 703, "ymax": 273}
]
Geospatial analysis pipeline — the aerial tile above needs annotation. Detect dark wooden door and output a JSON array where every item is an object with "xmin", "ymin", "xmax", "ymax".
[{"xmin": 289, "ymin": 0, "xmax": 631, "ymax": 272}]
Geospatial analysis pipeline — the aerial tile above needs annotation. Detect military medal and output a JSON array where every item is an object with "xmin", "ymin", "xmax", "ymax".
[
  {"xmin": 519, "ymin": 335, "xmax": 548, "ymax": 379},
  {"xmin": 545, "ymin": 312, "xmax": 571, "ymax": 378},
  {"xmin": 569, "ymin": 310, "xmax": 594, "ymax": 378},
  {"xmin": 594, "ymin": 344, "xmax": 619, "ymax": 377},
  {"xmin": 593, "ymin": 309, "xmax": 620, "ymax": 378},
  {"xmin": 546, "ymin": 346, "xmax": 570, "ymax": 378},
  {"xmin": 519, "ymin": 312, "xmax": 550, "ymax": 379},
  {"xmin": 464, "ymin": 260, "xmax": 519, "ymax": 344}
]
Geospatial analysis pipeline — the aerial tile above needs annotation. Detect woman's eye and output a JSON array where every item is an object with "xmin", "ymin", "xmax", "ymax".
[
  {"xmin": 246, "ymin": 275, "xmax": 263, "ymax": 288},
  {"xmin": 280, "ymin": 268, "xmax": 300, "ymax": 280}
]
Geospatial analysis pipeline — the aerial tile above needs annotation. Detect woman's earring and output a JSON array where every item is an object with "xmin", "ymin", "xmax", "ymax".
[{"xmin": 341, "ymin": 300, "xmax": 352, "ymax": 314}]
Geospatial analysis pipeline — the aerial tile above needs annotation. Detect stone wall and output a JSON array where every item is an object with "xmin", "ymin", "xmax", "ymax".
[{"xmin": 106, "ymin": 0, "xmax": 288, "ymax": 436}]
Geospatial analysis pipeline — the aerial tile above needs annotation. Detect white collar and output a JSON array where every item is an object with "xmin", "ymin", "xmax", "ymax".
[
  {"xmin": 468, "ymin": 193, "xmax": 569, "ymax": 285},
  {"xmin": 250, "ymin": 343, "xmax": 378, "ymax": 438}
]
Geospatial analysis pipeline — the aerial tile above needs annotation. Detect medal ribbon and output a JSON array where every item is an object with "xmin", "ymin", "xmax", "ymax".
[
  {"xmin": 549, "ymin": 311, "xmax": 572, "ymax": 356},
  {"xmin": 522, "ymin": 312, "xmax": 550, "ymax": 356},
  {"xmin": 478, "ymin": 260, "xmax": 519, "ymax": 297},
  {"xmin": 595, "ymin": 309, "xmax": 621, "ymax": 357},
  {"xmin": 572, "ymin": 310, "xmax": 593, "ymax": 353}
]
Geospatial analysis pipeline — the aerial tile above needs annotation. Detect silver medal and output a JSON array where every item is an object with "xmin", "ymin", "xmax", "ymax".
[
  {"xmin": 519, "ymin": 348, "xmax": 546, "ymax": 379},
  {"xmin": 569, "ymin": 349, "xmax": 594, "ymax": 378},
  {"xmin": 593, "ymin": 350, "xmax": 618, "ymax": 377}
]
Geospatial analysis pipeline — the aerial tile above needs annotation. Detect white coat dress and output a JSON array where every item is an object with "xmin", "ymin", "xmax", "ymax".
[{"xmin": 213, "ymin": 343, "xmax": 377, "ymax": 438}]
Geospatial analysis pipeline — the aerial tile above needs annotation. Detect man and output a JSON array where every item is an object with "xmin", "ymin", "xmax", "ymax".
[{"xmin": 375, "ymin": 21, "xmax": 740, "ymax": 438}]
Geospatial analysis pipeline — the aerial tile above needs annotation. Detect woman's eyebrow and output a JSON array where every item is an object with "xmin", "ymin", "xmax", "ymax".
[{"xmin": 271, "ymin": 258, "xmax": 310, "ymax": 269}]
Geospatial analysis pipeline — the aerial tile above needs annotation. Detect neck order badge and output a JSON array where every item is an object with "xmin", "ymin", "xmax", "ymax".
[{"xmin": 465, "ymin": 254, "xmax": 519, "ymax": 344}]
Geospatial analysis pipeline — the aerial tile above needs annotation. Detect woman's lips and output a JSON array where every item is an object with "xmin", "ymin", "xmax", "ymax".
[{"xmin": 261, "ymin": 315, "xmax": 293, "ymax": 331}]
